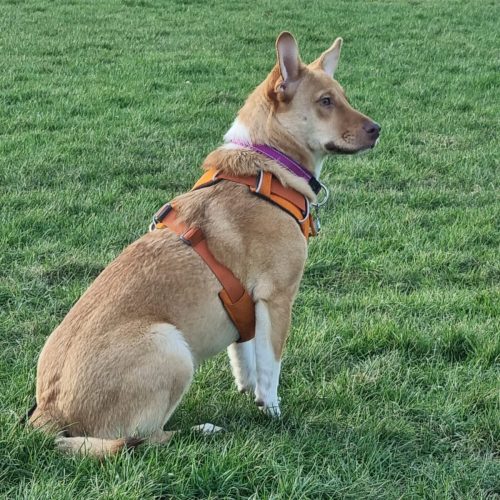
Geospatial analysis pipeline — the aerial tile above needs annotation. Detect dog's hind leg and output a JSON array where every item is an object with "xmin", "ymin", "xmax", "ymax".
[{"xmin": 53, "ymin": 322, "xmax": 195, "ymax": 457}]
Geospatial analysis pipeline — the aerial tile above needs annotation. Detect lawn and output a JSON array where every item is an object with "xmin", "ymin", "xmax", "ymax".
[{"xmin": 0, "ymin": 0, "xmax": 498, "ymax": 498}]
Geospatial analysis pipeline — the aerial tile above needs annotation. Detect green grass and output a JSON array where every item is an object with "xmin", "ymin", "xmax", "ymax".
[{"xmin": 1, "ymin": 0, "xmax": 499, "ymax": 497}]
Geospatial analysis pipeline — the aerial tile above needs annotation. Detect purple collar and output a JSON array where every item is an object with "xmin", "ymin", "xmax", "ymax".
[{"xmin": 231, "ymin": 141, "xmax": 322, "ymax": 195}]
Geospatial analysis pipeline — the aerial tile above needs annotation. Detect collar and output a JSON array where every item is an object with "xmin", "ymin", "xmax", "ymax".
[{"xmin": 230, "ymin": 141, "xmax": 323, "ymax": 195}]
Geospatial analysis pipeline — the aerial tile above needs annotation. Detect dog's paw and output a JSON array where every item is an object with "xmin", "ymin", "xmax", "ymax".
[
  {"xmin": 255, "ymin": 400, "xmax": 281, "ymax": 418},
  {"xmin": 54, "ymin": 435, "xmax": 74, "ymax": 454},
  {"xmin": 191, "ymin": 423, "xmax": 224, "ymax": 434}
]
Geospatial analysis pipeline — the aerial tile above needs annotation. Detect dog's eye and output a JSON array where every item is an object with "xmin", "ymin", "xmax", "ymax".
[{"xmin": 320, "ymin": 96, "xmax": 332, "ymax": 107}]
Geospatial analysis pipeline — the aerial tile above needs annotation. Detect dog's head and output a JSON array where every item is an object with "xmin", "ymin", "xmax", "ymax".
[{"xmin": 267, "ymin": 32, "xmax": 380, "ymax": 158}]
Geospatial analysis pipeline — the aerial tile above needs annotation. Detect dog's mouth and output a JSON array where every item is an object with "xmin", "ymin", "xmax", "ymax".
[{"xmin": 324, "ymin": 140, "xmax": 378, "ymax": 155}]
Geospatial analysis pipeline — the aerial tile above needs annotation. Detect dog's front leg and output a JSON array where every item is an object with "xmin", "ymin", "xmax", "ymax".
[
  {"xmin": 254, "ymin": 299, "xmax": 291, "ymax": 418},
  {"xmin": 227, "ymin": 340, "xmax": 256, "ymax": 394}
]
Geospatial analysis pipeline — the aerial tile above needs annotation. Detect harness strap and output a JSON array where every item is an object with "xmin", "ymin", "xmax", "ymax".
[
  {"xmin": 151, "ymin": 167, "xmax": 318, "ymax": 342},
  {"xmin": 154, "ymin": 203, "xmax": 255, "ymax": 342},
  {"xmin": 193, "ymin": 167, "xmax": 316, "ymax": 239}
]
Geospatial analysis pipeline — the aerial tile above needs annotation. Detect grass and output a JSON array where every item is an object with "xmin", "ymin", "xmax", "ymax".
[{"xmin": 0, "ymin": 0, "xmax": 499, "ymax": 497}]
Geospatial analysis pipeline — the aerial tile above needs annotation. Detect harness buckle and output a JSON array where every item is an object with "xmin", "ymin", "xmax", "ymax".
[
  {"xmin": 154, "ymin": 203, "xmax": 173, "ymax": 223},
  {"xmin": 179, "ymin": 227, "xmax": 204, "ymax": 247},
  {"xmin": 150, "ymin": 203, "xmax": 173, "ymax": 231},
  {"xmin": 252, "ymin": 169, "xmax": 274, "ymax": 198}
]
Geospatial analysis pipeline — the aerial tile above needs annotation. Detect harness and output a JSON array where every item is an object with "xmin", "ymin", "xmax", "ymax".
[{"xmin": 150, "ymin": 145, "xmax": 327, "ymax": 342}]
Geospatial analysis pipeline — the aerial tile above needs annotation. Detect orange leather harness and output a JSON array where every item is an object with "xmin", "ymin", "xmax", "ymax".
[{"xmin": 151, "ymin": 167, "xmax": 317, "ymax": 342}]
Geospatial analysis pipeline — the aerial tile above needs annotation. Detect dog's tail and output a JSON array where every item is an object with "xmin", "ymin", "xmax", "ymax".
[
  {"xmin": 54, "ymin": 435, "xmax": 144, "ymax": 458},
  {"xmin": 52, "ymin": 424, "xmax": 221, "ymax": 457}
]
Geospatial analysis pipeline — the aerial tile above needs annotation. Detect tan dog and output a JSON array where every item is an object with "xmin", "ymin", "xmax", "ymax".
[{"xmin": 29, "ymin": 32, "xmax": 380, "ymax": 457}]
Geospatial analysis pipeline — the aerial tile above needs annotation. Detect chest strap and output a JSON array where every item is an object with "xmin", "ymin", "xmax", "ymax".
[{"xmin": 154, "ymin": 203, "xmax": 255, "ymax": 343}]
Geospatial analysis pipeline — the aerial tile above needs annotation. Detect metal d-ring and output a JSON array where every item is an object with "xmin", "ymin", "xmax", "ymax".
[{"xmin": 314, "ymin": 181, "xmax": 330, "ymax": 207}]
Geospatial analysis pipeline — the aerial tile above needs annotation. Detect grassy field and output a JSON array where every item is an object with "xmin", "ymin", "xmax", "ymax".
[{"xmin": 1, "ymin": 0, "xmax": 499, "ymax": 497}]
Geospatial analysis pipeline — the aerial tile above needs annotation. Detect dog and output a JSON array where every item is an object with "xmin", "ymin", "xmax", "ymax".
[{"xmin": 28, "ymin": 32, "xmax": 380, "ymax": 457}]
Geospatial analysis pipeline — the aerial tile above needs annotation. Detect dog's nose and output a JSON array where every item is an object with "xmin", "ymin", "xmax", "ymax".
[{"xmin": 363, "ymin": 121, "xmax": 381, "ymax": 139}]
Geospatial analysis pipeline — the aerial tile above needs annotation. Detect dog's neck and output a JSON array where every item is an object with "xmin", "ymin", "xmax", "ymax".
[{"xmin": 207, "ymin": 68, "xmax": 324, "ymax": 202}]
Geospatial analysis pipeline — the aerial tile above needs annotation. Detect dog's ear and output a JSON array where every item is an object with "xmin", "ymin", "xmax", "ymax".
[
  {"xmin": 276, "ymin": 32, "xmax": 301, "ymax": 81},
  {"xmin": 310, "ymin": 37, "xmax": 343, "ymax": 77},
  {"xmin": 274, "ymin": 32, "xmax": 302, "ymax": 101}
]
